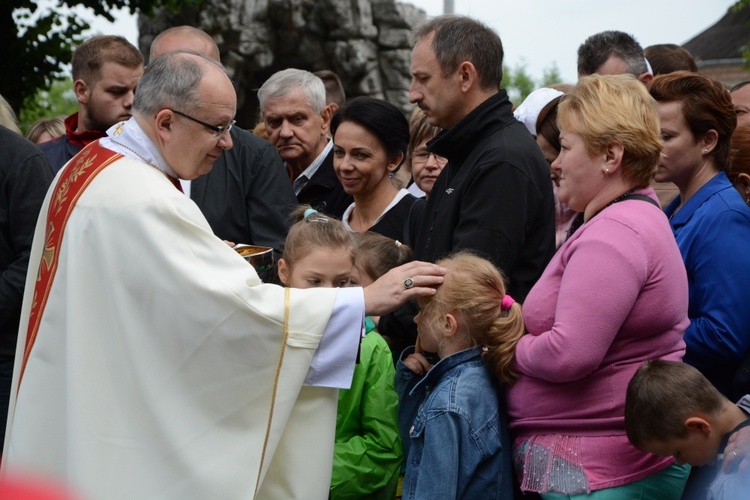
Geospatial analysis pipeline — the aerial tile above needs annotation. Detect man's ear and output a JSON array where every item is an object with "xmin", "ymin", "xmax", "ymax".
[
  {"xmin": 73, "ymin": 79, "xmax": 90, "ymax": 104},
  {"xmin": 638, "ymin": 72, "xmax": 654, "ymax": 85},
  {"xmin": 457, "ymin": 61, "xmax": 478, "ymax": 93},
  {"xmin": 321, "ymin": 105, "xmax": 334, "ymax": 133},
  {"xmin": 685, "ymin": 416, "xmax": 712, "ymax": 436},
  {"xmin": 277, "ymin": 258, "xmax": 289, "ymax": 286},
  {"xmin": 154, "ymin": 109, "xmax": 176, "ymax": 142}
]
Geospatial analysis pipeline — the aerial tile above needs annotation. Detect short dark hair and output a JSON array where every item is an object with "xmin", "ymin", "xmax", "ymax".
[
  {"xmin": 649, "ymin": 71, "xmax": 736, "ymax": 170},
  {"xmin": 331, "ymin": 96, "xmax": 409, "ymax": 160},
  {"xmin": 72, "ymin": 35, "xmax": 144, "ymax": 84},
  {"xmin": 625, "ymin": 360, "xmax": 725, "ymax": 450},
  {"xmin": 644, "ymin": 44, "xmax": 698, "ymax": 75},
  {"xmin": 577, "ymin": 30, "xmax": 647, "ymax": 77},
  {"xmin": 412, "ymin": 15, "xmax": 503, "ymax": 90},
  {"xmin": 313, "ymin": 70, "xmax": 346, "ymax": 108}
]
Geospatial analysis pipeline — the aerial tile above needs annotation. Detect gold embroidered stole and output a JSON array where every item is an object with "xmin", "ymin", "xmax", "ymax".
[{"xmin": 20, "ymin": 141, "xmax": 123, "ymax": 385}]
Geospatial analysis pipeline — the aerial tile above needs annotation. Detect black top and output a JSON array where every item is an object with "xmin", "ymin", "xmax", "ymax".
[
  {"xmin": 379, "ymin": 91, "xmax": 555, "ymax": 345},
  {"xmin": 297, "ymin": 148, "xmax": 353, "ymax": 220},
  {"xmin": 368, "ymin": 194, "xmax": 425, "ymax": 242},
  {"xmin": 39, "ymin": 133, "xmax": 81, "ymax": 173},
  {"xmin": 0, "ymin": 126, "xmax": 55, "ymax": 358},
  {"xmin": 190, "ymin": 127, "xmax": 298, "ymax": 257},
  {"xmin": 416, "ymin": 90, "xmax": 555, "ymax": 300}
]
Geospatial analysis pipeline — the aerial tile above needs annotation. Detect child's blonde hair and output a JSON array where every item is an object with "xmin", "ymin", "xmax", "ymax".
[
  {"xmin": 282, "ymin": 206, "xmax": 353, "ymax": 270},
  {"xmin": 418, "ymin": 251, "xmax": 525, "ymax": 384},
  {"xmin": 352, "ymin": 232, "xmax": 413, "ymax": 282}
]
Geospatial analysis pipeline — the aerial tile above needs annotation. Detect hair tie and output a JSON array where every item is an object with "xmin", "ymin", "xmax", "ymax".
[
  {"xmin": 501, "ymin": 295, "xmax": 515, "ymax": 312},
  {"xmin": 303, "ymin": 208, "xmax": 318, "ymax": 219},
  {"xmin": 395, "ymin": 240, "xmax": 403, "ymax": 247}
]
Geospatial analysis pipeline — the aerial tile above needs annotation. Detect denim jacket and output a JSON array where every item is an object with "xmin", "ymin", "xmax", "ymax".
[{"xmin": 395, "ymin": 345, "xmax": 513, "ymax": 499}]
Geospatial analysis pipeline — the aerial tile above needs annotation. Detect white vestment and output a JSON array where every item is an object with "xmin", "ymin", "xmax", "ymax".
[{"xmin": 2, "ymin": 129, "xmax": 363, "ymax": 499}]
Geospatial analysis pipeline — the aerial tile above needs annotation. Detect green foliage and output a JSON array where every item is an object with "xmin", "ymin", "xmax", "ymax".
[
  {"xmin": 19, "ymin": 78, "xmax": 78, "ymax": 133},
  {"xmin": 541, "ymin": 63, "xmax": 563, "ymax": 87},
  {"xmin": 502, "ymin": 61, "xmax": 566, "ymax": 108},
  {"xmin": 734, "ymin": 1, "xmax": 750, "ymax": 68},
  {"xmin": 2, "ymin": 0, "xmax": 204, "ymax": 115}
]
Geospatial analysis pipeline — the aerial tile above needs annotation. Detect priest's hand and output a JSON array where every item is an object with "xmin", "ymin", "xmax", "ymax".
[{"xmin": 363, "ymin": 261, "xmax": 444, "ymax": 317}]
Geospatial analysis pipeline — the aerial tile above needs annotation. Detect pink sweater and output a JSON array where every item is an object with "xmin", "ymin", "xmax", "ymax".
[{"xmin": 507, "ymin": 188, "xmax": 688, "ymax": 492}]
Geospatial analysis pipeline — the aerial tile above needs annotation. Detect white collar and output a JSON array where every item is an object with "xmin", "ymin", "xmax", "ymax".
[{"xmin": 101, "ymin": 118, "xmax": 180, "ymax": 179}]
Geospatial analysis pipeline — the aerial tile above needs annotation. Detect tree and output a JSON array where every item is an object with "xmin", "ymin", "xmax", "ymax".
[
  {"xmin": 540, "ymin": 63, "xmax": 563, "ymax": 88},
  {"xmin": 501, "ymin": 62, "xmax": 565, "ymax": 108},
  {"xmin": 19, "ymin": 78, "xmax": 78, "ymax": 132},
  {"xmin": 2, "ymin": 0, "xmax": 200, "ymax": 115},
  {"xmin": 734, "ymin": 0, "xmax": 750, "ymax": 66}
]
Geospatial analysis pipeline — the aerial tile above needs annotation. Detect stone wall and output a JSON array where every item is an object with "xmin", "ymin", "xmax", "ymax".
[{"xmin": 139, "ymin": 0, "xmax": 426, "ymax": 128}]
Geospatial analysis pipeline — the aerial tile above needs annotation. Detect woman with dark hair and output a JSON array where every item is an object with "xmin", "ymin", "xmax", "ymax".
[
  {"xmin": 650, "ymin": 71, "xmax": 750, "ymax": 399},
  {"xmin": 331, "ymin": 97, "xmax": 424, "ymax": 242}
]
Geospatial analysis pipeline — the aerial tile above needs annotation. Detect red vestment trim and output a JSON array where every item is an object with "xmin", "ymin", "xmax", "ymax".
[{"xmin": 19, "ymin": 140, "xmax": 123, "ymax": 386}]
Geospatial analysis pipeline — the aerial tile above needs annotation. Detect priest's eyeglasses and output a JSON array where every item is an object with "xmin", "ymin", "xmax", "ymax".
[{"xmin": 171, "ymin": 109, "xmax": 235, "ymax": 139}]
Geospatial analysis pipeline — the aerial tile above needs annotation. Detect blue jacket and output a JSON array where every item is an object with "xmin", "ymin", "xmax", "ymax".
[
  {"xmin": 395, "ymin": 346, "xmax": 513, "ymax": 500},
  {"xmin": 666, "ymin": 172, "xmax": 750, "ymax": 396}
]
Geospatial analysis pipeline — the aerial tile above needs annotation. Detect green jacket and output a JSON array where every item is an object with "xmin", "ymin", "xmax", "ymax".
[{"xmin": 330, "ymin": 318, "xmax": 403, "ymax": 499}]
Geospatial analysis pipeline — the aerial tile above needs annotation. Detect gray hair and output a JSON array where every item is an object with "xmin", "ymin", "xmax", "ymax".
[
  {"xmin": 258, "ymin": 69, "xmax": 326, "ymax": 115},
  {"xmin": 411, "ymin": 15, "xmax": 504, "ymax": 91},
  {"xmin": 577, "ymin": 31, "xmax": 647, "ymax": 77},
  {"xmin": 133, "ymin": 50, "xmax": 226, "ymax": 116}
]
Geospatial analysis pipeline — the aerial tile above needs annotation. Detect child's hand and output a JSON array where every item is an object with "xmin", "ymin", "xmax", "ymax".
[{"xmin": 403, "ymin": 352, "xmax": 433, "ymax": 376}]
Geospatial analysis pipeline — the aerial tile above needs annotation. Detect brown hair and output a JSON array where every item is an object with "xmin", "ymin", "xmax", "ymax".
[
  {"xmin": 648, "ymin": 71, "xmax": 736, "ymax": 171},
  {"xmin": 72, "ymin": 35, "xmax": 144, "ymax": 84},
  {"xmin": 352, "ymin": 232, "xmax": 413, "ymax": 283},
  {"xmin": 536, "ymin": 95, "xmax": 564, "ymax": 153},
  {"xmin": 282, "ymin": 206, "xmax": 353, "ymax": 270},
  {"xmin": 729, "ymin": 125, "xmax": 750, "ymax": 182},
  {"xmin": 418, "ymin": 251, "xmax": 524, "ymax": 384},
  {"xmin": 558, "ymin": 74, "xmax": 661, "ymax": 186},
  {"xmin": 408, "ymin": 108, "xmax": 441, "ymax": 157},
  {"xmin": 25, "ymin": 116, "xmax": 65, "ymax": 143},
  {"xmin": 644, "ymin": 44, "xmax": 698, "ymax": 75},
  {"xmin": 625, "ymin": 360, "xmax": 725, "ymax": 450}
]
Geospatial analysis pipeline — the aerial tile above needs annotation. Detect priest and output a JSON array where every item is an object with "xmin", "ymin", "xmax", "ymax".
[{"xmin": 2, "ymin": 51, "xmax": 443, "ymax": 499}]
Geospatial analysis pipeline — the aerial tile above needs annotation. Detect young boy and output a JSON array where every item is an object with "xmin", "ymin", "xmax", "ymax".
[{"xmin": 625, "ymin": 360, "xmax": 750, "ymax": 500}]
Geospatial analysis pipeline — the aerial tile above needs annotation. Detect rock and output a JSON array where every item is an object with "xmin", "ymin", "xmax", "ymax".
[{"xmin": 141, "ymin": 0, "xmax": 427, "ymax": 126}]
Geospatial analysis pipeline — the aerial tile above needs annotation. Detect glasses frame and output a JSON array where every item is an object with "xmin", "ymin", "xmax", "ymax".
[
  {"xmin": 171, "ymin": 109, "xmax": 235, "ymax": 138},
  {"xmin": 410, "ymin": 150, "xmax": 448, "ymax": 166}
]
